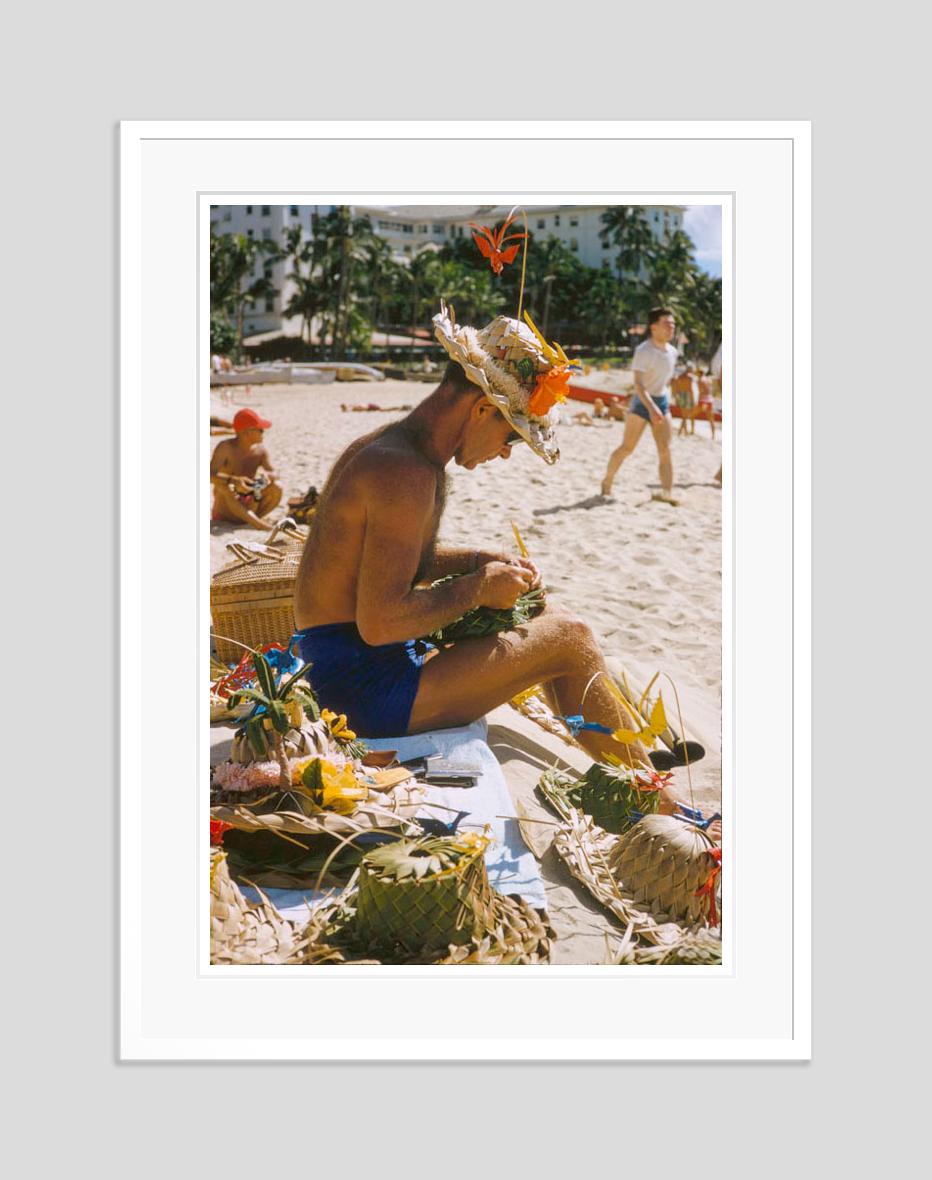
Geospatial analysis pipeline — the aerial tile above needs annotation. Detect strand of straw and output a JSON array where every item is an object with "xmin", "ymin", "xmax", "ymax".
[{"xmin": 516, "ymin": 207, "xmax": 530, "ymax": 322}]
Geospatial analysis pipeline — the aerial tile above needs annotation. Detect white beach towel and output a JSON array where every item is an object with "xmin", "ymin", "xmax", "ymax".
[{"xmin": 240, "ymin": 718, "xmax": 547, "ymax": 921}]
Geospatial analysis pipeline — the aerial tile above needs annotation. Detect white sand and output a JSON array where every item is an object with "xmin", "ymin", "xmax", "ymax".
[{"xmin": 210, "ymin": 379, "xmax": 722, "ymax": 959}]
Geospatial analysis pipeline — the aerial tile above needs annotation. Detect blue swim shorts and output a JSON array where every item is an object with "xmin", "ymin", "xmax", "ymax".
[
  {"xmin": 294, "ymin": 622, "xmax": 434, "ymax": 738},
  {"xmin": 630, "ymin": 393, "xmax": 670, "ymax": 422}
]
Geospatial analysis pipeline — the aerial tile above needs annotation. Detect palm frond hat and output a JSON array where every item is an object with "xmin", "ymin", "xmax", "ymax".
[{"xmin": 432, "ymin": 207, "xmax": 580, "ymax": 465}]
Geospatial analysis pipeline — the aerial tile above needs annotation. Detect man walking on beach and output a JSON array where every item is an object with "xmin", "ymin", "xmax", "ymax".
[
  {"xmin": 292, "ymin": 303, "xmax": 677, "ymax": 794},
  {"xmin": 210, "ymin": 407, "xmax": 283, "ymax": 529},
  {"xmin": 601, "ymin": 307, "xmax": 679, "ymax": 503}
]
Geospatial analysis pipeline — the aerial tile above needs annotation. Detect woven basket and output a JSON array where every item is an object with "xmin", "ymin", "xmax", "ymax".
[
  {"xmin": 355, "ymin": 838, "xmax": 497, "ymax": 952},
  {"xmin": 211, "ymin": 542, "xmax": 300, "ymax": 663}
]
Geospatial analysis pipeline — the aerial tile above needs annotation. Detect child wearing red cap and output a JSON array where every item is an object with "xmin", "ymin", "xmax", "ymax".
[{"xmin": 209, "ymin": 407, "xmax": 282, "ymax": 529}]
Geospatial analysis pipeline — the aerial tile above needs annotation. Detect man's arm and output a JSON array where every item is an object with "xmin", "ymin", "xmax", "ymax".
[
  {"xmin": 354, "ymin": 459, "xmax": 533, "ymax": 645},
  {"xmin": 421, "ymin": 545, "xmax": 541, "ymax": 588},
  {"xmin": 254, "ymin": 446, "xmax": 279, "ymax": 481},
  {"xmin": 210, "ymin": 442, "xmax": 244, "ymax": 488}
]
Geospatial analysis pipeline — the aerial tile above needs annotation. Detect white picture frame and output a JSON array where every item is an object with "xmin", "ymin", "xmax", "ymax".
[{"xmin": 120, "ymin": 120, "xmax": 810, "ymax": 1060}]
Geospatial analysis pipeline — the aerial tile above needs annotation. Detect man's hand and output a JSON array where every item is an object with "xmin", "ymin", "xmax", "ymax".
[
  {"xmin": 648, "ymin": 404, "xmax": 664, "ymax": 426},
  {"xmin": 478, "ymin": 551, "xmax": 542, "ymax": 591},
  {"xmin": 478, "ymin": 560, "xmax": 536, "ymax": 609}
]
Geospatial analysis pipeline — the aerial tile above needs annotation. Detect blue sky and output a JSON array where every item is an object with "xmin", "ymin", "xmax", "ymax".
[{"xmin": 684, "ymin": 205, "xmax": 722, "ymax": 277}]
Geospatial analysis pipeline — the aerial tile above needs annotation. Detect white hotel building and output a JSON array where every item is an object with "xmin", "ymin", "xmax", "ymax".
[{"xmin": 210, "ymin": 203, "xmax": 685, "ymax": 339}]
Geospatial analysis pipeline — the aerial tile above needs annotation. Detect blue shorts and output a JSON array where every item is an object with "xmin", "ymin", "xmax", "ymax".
[
  {"xmin": 294, "ymin": 622, "xmax": 434, "ymax": 738},
  {"xmin": 630, "ymin": 393, "xmax": 669, "ymax": 422}
]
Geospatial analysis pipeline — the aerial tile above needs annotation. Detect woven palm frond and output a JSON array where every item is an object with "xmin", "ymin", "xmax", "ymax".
[
  {"xmin": 421, "ymin": 576, "xmax": 545, "ymax": 645},
  {"xmin": 576, "ymin": 762, "xmax": 662, "ymax": 834},
  {"xmin": 543, "ymin": 803, "xmax": 720, "ymax": 957},
  {"xmin": 355, "ymin": 834, "xmax": 496, "ymax": 952},
  {"xmin": 608, "ymin": 927, "xmax": 722, "ymax": 965},
  {"xmin": 539, "ymin": 764, "xmax": 662, "ymax": 835},
  {"xmin": 607, "ymin": 815, "xmax": 715, "ymax": 925},
  {"xmin": 210, "ymin": 849, "xmax": 308, "ymax": 964},
  {"xmin": 305, "ymin": 879, "xmax": 551, "ymax": 966}
]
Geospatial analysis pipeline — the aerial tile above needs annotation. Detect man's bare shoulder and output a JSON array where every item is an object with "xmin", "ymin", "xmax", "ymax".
[
  {"xmin": 344, "ymin": 430, "xmax": 438, "ymax": 498},
  {"xmin": 210, "ymin": 438, "xmax": 235, "ymax": 466}
]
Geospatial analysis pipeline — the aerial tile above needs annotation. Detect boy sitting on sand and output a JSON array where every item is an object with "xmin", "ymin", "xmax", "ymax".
[{"xmin": 210, "ymin": 408, "xmax": 283, "ymax": 529}]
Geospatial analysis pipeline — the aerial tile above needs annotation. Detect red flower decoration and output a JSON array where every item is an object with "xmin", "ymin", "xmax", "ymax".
[
  {"xmin": 210, "ymin": 819, "xmax": 233, "ymax": 846},
  {"xmin": 694, "ymin": 846, "xmax": 722, "ymax": 925},
  {"xmin": 469, "ymin": 212, "xmax": 527, "ymax": 275}
]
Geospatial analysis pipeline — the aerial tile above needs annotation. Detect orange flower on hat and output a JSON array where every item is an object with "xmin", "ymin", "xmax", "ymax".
[
  {"xmin": 528, "ymin": 367, "xmax": 571, "ymax": 417},
  {"xmin": 469, "ymin": 212, "xmax": 527, "ymax": 275}
]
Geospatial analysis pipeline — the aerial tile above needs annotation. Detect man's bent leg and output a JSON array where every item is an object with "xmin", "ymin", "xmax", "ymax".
[
  {"xmin": 257, "ymin": 480, "xmax": 283, "ymax": 518},
  {"xmin": 407, "ymin": 610, "xmax": 651, "ymax": 769},
  {"xmin": 212, "ymin": 483, "xmax": 275, "ymax": 530},
  {"xmin": 601, "ymin": 413, "xmax": 648, "ymax": 496}
]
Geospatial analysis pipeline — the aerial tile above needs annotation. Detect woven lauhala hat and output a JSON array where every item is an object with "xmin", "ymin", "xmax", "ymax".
[{"xmin": 432, "ymin": 301, "xmax": 571, "ymax": 465}]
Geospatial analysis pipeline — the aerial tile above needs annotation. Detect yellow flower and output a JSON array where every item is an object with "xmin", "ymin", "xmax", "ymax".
[
  {"xmin": 319, "ymin": 759, "xmax": 369, "ymax": 815},
  {"xmin": 321, "ymin": 708, "xmax": 357, "ymax": 742}
]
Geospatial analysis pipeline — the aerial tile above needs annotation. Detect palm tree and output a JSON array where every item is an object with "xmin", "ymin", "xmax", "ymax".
[
  {"xmin": 227, "ymin": 650, "xmax": 317, "ymax": 788},
  {"xmin": 599, "ymin": 207, "xmax": 656, "ymax": 283},
  {"xmin": 210, "ymin": 231, "xmax": 279, "ymax": 359}
]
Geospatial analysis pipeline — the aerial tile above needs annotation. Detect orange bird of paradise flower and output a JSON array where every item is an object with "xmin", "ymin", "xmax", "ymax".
[
  {"xmin": 469, "ymin": 212, "xmax": 528, "ymax": 275},
  {"xmin": 528, "ymin": 367, "xmax": 571, "ymax": 417}
]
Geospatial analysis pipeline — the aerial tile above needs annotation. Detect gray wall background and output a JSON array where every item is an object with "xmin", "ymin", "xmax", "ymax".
[{"xmin": 6, "ymin": 1, "xmax": 923, "ymax": 1175}]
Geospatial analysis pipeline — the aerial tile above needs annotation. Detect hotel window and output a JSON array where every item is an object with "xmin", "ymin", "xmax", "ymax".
[
  {"xmin": 261, "ymin": 205, "xmax": 271, "ymax": 216},
  {"xmin": 290, "ymin": 206, "xmax": 299, "ymax": 216},
  {"xmin": 537, "ymin": 218, "xmax": 545, "ymax": 229},
  {"xmin": 223, "ymin": 211, "xmax": 231, "ymax": 222},
  {"xmin": 458, "ymin": 226, "xmax": 464, "ymax": 237},
  {"xmin": 247, "ymin": 229, "xmax": 254, "ymax": 238},
  {"xmin": 570, "ymin": 238, "xmax": 579, "ymax": 252},
  {"xmin": 265, "ymin": 293, "xmax": 275, "ymax": 312},
  {"xmin": 570, "ymin": 216, "xmax": 578, "ymax": 227},
  {"xmin": 449, "ymin": 226, "xmax": 456, "ymax": 237},
  {"xmin": 245, "ymin": 205, "xmax": 253, "ymax": 215},
  {"xmin": 401, "ymin": 224, "xmax": 414, "ymax": 234},
  {"xmin": 210, "ymin": 204, "xmax": 218, "ymax": 210},
  {"xmin": 419, "ymin": 225, "xmax": 428, "ymax": 234},
  {"xmin": 433, "ymin": 224, "xmax": 445, "ymax": 236},
  {"xmin": 554, "ymin": 214, "xmax": 561, "ymax": 226},
  {"xmin": 262, "ymin": 228, "xmax": 272, "ymax": 240}
]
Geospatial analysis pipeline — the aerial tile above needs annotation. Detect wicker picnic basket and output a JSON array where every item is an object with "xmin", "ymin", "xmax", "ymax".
[{"xmin": 211, "ymin": 541, "xmax": 301, "ymax": 663}]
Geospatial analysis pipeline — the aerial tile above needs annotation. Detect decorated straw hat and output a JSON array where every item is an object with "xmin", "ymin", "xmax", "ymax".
[
  {"xmin": 431, "ymin": 206, "xmax": 579, "ymax": 465},
  {"xmin": 537, "ymin": 770, "xmax": 722, "ymax": 962},
  {"xmin": 433, "ymin": 301, "xmax": 573, "ymax": 464}
]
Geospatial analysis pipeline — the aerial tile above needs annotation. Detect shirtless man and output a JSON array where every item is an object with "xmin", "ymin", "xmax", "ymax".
[
  {"xmin": 293, "ymin": 304, "xmax": 681, "ymax": 803},
  {"xmin": 210, "ymin": 407, "xmax": 283, "ymax": 529},
  {"xmin": 601, "ymin": 307, "xmax": 679, "ymax": 503}
]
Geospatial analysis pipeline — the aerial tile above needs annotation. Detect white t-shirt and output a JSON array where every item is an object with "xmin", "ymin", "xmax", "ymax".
[{"xmin": 632, "ymin": 339, "xmax": 677, "ymax": 401}]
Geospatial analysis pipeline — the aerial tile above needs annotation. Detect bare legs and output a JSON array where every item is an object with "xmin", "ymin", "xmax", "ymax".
[
  {"xmin": 212, "ymin": 479, "xmax": 283, "ymax": 530},
  {"xmin": 600, "ymin": 412, "xmax": 675, "ymax": 500},
  {"xmin": 601, "ymin": 412, "xmax": 648, "ymax": 496},
  {"xmin": 407, "ymin": 607, "xmax": 651, "ymax": 770}
]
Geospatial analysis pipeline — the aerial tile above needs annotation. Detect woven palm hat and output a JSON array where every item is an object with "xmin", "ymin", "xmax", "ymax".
[{"xmin": 432, "ymin": 300, "xmax": 563, "ymax": 464}]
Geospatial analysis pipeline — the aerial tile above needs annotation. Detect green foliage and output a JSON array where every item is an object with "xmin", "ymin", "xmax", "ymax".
[
  {"xmin": 420, "ymin": 577, "xmax": 546, "ymax": 645},
  {"xmin": 210, "ymin": 311, "xmax": 237, "ymax": 355}
]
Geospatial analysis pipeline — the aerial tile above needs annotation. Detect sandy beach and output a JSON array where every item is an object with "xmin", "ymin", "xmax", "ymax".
[{"xmin": 210, "ymin": 378, "xmax": 722, "ymax": 961}]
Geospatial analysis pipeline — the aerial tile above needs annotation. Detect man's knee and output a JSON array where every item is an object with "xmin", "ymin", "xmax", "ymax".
[{"xmin": 552, "ymin": 613, "xmax": 600, "ymax": 658}]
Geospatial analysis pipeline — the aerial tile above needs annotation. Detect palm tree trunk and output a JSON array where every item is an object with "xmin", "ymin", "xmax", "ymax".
[{"xmin": 272, "ymin": 731, "xmax": 290, "ymax": 789}]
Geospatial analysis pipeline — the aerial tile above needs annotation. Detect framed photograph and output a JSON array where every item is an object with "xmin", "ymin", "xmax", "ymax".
[{"xmin": 121, "ymin": 120, "xmax": 809, "ymax": 1060}]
